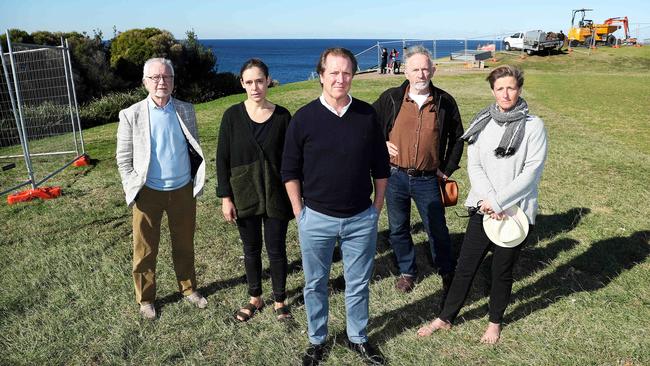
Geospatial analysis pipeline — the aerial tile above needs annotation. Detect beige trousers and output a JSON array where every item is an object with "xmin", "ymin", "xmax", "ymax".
[{"xmin": 131, "ymin": 183, "xmax": 197, "ymax": 304}]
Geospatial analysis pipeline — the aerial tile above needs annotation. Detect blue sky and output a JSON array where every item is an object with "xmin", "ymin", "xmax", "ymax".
[{"xmin": 2, "ymin": 0, "xmax": 649, "ymax": 39}]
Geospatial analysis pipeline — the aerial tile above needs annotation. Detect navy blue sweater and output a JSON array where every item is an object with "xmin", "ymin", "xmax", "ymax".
[{"xmin": 281, "ymin": 98, "xmax": 390, "ymax": 218}]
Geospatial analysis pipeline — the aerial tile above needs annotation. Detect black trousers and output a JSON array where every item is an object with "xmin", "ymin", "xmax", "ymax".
[
  {"xmin": 439, "ymin": 214, "xmax": 530, "ymax": 324},
  {"xmin": 236, "ymin": 215, "xmax": 289, "ymax": 302}
]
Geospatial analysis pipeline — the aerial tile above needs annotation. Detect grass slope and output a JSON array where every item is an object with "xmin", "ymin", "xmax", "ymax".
[{"xmin": 1, "ymin": 47, "xmax": 649, "ymax": 365}]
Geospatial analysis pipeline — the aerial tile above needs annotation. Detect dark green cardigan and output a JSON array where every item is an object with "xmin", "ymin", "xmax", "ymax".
[{"xmin": 216, "ymin": 102, "xmax": 293, "ymax": 220}]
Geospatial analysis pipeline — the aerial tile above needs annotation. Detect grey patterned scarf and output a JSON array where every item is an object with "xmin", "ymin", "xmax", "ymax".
[{"xmin": 460, "ymin": 97, "xmax": 528, "ymax": 157}]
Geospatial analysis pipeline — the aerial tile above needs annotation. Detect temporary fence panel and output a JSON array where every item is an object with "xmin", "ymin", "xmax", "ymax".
[{"xmin": 0, "ymin": 32, "xmax": 86, "ymax": 199}]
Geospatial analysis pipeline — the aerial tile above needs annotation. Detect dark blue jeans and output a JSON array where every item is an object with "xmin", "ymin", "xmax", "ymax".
[{"xmin": 386, "ymin": 167, "xmax": 455, "ymax": 276}]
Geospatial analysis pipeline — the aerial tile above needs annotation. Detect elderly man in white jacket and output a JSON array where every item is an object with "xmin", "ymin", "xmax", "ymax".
[{"xmin": 116, "ymin": 57, "xmax": 207, "ymax": 320}]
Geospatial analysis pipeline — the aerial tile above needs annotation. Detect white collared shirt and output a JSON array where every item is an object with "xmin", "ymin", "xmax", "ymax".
[{"xmin": 319, "ymin": 94, "xmax": 352, "ymax": 117}]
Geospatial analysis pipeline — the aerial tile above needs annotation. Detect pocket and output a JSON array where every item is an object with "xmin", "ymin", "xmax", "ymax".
[
  {"xmin": 297, "ymin": 206, "xmax": 307, "ymax": 224},
  {"xmin": 369, "ymin": 205, "xmax": 379, "ymax": 222},
  {"xmin": 229, "ymin": 162, "xmax": 263, "ymax": 213},
  {"xmin": 230, "ymin": 175, "xmax": 259, "ymax": 213}
]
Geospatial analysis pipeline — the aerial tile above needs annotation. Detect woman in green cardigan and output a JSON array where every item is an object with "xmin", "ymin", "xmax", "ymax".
[{"xmin": 216, "ymin": 59, "xmax": 293, "ymax": 322}]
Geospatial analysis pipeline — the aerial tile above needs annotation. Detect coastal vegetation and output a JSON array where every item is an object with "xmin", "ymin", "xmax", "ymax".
[
  {"xmin": 0, "ymin": 47, "xmax": 649, "ymax": 365},
  {"xmin": 1, "ymin": 28, "xmax": 243, "ymax": 127}
]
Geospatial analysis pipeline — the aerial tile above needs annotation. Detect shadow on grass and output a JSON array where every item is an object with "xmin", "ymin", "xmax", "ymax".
[
  {"xmin": 185, "ymin": 220, "xmax": 448, "ymax": 311},
  {"xmin": 360, "ymin": 207, "xmax": 590, "ymax": 346},
  {"xmin": 503, "ymin": 229, "xmax": 647, "ymax": 324},
  {"xmin": 157, "ymin": 256, "xmax": 307, "ymax": 309}
]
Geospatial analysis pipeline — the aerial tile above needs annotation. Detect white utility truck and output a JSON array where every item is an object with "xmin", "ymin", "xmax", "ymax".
[{"xmin": 503, "ymin": 30, "xmax": 563, "ymax": 55}]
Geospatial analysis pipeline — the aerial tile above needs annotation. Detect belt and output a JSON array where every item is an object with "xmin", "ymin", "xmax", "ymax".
[{"xmin": 391, "ymin": 164, "xmax": 436, "ymax": 177}]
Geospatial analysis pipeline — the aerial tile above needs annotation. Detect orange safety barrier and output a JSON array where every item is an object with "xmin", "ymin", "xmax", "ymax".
[
  {"xmin": 73, "ymin": 154, "xmax": 91, "ymax": 167},
  {"xmin": 7, "ymin": 186, "xmax": 62, "ymax": 204}
]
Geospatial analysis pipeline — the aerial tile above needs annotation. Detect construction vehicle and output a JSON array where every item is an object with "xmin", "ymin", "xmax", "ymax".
[
  {"xmin": 603, "ymin": 17, "xmax": 637, "ymax": 45},
  {"xmin": 567, "ymin": 8, "xmax": 624, "ymax": 47}
]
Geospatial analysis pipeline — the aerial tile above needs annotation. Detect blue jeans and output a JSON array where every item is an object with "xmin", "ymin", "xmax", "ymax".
[
  {"xmin": 385, "ymin": 167, "xmax": 455, "ymax": 276},
  {"xmin": 298, "ymin": 205, "xmax": 379, "ymax": 345}
]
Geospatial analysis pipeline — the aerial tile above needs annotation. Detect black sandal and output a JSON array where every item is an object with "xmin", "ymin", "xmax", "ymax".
[
  {"xmin": 234, "ymin": 302, "xmax": 264, "ymax": 322},
  {"xmin": 274, "ymin": 305, "xmax": 292, "ymax": 321}
]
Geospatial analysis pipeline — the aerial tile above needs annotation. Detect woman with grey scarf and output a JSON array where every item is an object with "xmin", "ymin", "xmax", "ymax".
[{"xmin": 417, "ymin": 65, "xmax": 548, "ymax": 344}]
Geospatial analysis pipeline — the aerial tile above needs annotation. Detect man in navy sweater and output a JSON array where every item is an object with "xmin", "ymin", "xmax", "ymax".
[{"xmin": 282, "ymin": 48, "xmax": 390, "ymax": 366}]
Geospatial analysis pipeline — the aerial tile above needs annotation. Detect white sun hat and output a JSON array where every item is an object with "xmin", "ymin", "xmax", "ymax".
[{"xmin": 482, "ymin": 205, "xmax": 529, "ymax": 248}]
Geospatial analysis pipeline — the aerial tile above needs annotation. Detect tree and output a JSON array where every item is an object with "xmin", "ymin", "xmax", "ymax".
[
  {"xmin": 0, "ymin": 29, "xmax": 32, "ymax": 51},
  {"xmin": 170, "ymin": 30, "xmax": 223, "ymax": 102},
  {"xmin": 1, "ymin": 29, "xmax": 120, "ymax": 103},
  {"xmin": 2, "ymin": 27, "xmax": 242, "ymax": 118},
  {"xmin": 66, "ymin": 32, "xmax": 126, "ymax": 102},
  {"xmin": 109, "ymin": 28, "xmax": 177, "ymax": 86}
]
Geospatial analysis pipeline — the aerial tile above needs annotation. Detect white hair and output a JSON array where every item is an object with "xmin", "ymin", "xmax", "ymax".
[
  {"xmin": 404, "ymin": 45, "xmax": 433, "ymax": 68},
  {"xmin": 142, "ymin": 58, "xmax": 175, "ymax": 79}
]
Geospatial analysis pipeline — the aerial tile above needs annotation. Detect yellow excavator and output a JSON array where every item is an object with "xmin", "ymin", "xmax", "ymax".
[{"xmin": 567, "ymin": 8, "xmax": 622, "ymax": 47}]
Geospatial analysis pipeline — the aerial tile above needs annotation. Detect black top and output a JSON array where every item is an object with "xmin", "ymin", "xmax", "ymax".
[
  {"xmin": 248, "ymin": 114, "xmax": 272, "ymax": 145},
  {"xmin": 216, "ymin": 102, "xmax": 293, "ymax": 219},
  {"xmin": 281, "ymin": 98, "xmax": 390, "ymax": 218}
]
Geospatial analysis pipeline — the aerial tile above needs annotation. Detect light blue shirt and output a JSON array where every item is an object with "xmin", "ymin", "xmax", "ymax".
[{"xmin": 145, "ymin": 97, "xmax": 191, "ymax": 191}]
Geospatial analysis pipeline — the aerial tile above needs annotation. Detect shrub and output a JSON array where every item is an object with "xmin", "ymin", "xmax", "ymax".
[
  {"xmin": 0, "ymin": 29, "xmax": 32, "ymax": 50},
  {"xmin": 79, "ymin": 88, "xmax": 147, "ymax": 128},
  {"xmin": 3, "ymin": 28, "xmax": 246, "ymax": 113},
  {"xmin": 0, "ymin": 101, "xmax": 72, "ymax": 147},
  {"xmin": 2, "ymin": 29, "xmax": 124, "ymax": 104}
]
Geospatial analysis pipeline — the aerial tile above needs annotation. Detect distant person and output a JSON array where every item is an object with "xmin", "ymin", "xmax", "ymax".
[
  {"xmin": 417, "ymin": 65, "xmax": 548, "ymax": 344},
  {"xmin": 558, "ymin": 30, "xmax": 566, "ymax": 49},
  {"xmin": 372, "ymin": 45, "xmax": 464, "ymax": 303},
  {"xmin": 116, "ymin": 57, "xmax": 207, "ymax": 320},
  {"xmin": 388, "ymin": 48, "xmax": 397, "ymax": 73},
  {"xmin": 216, "ymin": 58, "xmax": 293, "ymax": 322},
  {"xmin": 393, "ymin": 48, "xmax": 401, "ymax": 73},
  {"xmin": 282, "ymin": 47, "xmax": 390, "ymax": 366},
  {"xmin": 380, "ymin": 47, "xmax": 388, "ymax": 74}
]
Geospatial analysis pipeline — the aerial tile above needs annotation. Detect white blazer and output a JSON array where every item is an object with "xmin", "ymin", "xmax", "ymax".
[{"xmin": 116, "ymin": 97, "xmax": 206, "ymax": 207}]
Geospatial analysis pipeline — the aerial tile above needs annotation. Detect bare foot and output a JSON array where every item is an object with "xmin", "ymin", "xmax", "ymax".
[
  {"xmin": 480, "ymin": 322, "xmax": 501, "ymax": 344},
  {"xmin": 417, "ymin": 318, "xmax": 451, "ymax": 337}
]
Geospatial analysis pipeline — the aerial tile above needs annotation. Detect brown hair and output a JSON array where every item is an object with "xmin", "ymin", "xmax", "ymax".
[
  {"xmin": 316, "ymin": 47, "xmax": 358, "ymax": 76},
  {"xmin": 486, "ymin": 65, "xmax": 524, "ymax": 89},
  {"xmin": 239, "ymin": 58, "xmax": 269, "ymax": 80}
]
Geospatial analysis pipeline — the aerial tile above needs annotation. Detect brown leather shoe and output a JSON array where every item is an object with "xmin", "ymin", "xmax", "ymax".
[{"xmin": 395, "ymin": 275, "xmax": 415, "ymax": 293}]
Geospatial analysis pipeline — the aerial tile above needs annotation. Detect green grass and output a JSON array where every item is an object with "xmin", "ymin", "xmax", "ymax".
[{"xmin": 1, "ymin": 47, "xmax": 649, "ymax": 365}]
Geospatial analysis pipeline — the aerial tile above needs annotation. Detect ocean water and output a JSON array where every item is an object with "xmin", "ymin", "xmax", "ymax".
[{"xmin": 200, "ymin": 39, "xmax": 492, "ymax": 84}]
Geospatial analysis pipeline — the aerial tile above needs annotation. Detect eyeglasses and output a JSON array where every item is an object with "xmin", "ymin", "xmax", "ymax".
[{"xmin": 145, "ymin": 75, "xmax": 174, "ymax": 83}]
